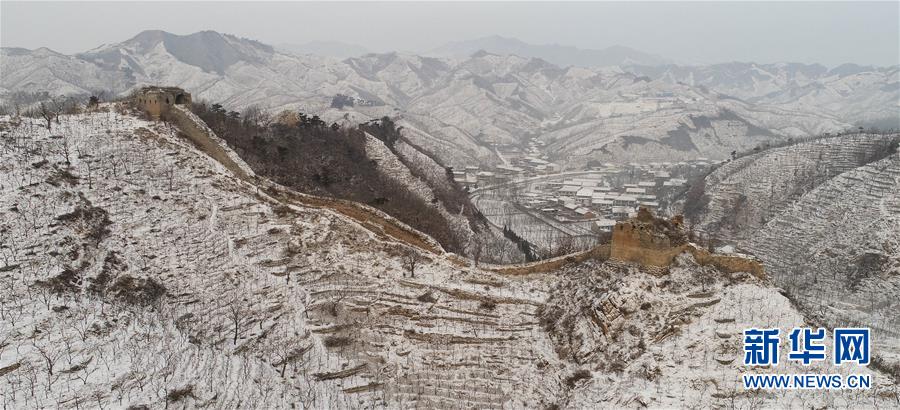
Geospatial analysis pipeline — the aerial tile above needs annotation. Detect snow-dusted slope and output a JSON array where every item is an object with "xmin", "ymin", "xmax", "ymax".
[
  {"xmin": 0, "ymin": 47, "xmax": 130, "ymax": 96},
  {"xmin": 0, "ymin": 108, "xmax": 536, "ymax": 407},
  {"xmin": 745, "ymin": 154, "xmax": 900, "ymax": 362},
  {"xmin": 4, "ymin": 109, "xmax": 894, "ymax": 407},
  {"xmin": 0, "ymin": 109, "xmax": 358, "ymax": 407},
  {"xmin": 682, "ymin": 132, "xmax": 900, "ymax": 364},
  {"xmin": 363, "ymin": 133, "xmax": 474, "ymax": 247},
  {"xmin": 365, "ymin": 135, "xmax": 523, "ymax": 263},
  {"xmin": 690, "ymin": 132, "xmax": 900, "ymax": 242},
  {"xmin": 548, "ymin": 257, "xmax": 896, "ymax": 408}
]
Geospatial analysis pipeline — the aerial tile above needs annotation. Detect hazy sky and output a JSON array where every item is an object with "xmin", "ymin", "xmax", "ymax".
[{"xmin": 2, "ymin": 1, "xmax": 898, "ymax": 67}]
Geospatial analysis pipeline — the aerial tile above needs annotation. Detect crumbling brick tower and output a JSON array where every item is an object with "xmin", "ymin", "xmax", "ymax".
[
  {"xmin": 609, "ymin": 207, "xmax": 765, "ymax": 278},
  {"xmin": 610, "ymin": 207, "xmax": 689, "ymax": 267},
  {"xmin": 134, "ymin": 86, "xmax": 192, "ymax": 119}
]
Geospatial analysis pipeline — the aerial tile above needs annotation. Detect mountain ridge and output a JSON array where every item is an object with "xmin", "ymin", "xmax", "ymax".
[
  {"xmin": 2, "ymin": 29, "xmax": 897, "ymax": 167},
  {"xmin": 427, "ymin": 35, "xmax": 671, "ymax": 67}
]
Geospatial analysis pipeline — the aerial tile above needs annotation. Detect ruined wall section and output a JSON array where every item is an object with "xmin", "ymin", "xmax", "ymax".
[
  {"xmin": 610, "ymin": 221, "xmax": 685, "ymax": 267},
  {"xmin": 609, "ymin": 208, "xmax": 765, "ymax": 278},
  {"xmin": 134, "ymin": 87, "xmax": 192, "ymax": 120}
]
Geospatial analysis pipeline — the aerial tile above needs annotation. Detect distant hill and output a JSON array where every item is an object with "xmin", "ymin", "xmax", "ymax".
[
  {"xmin": 277, "ymin": 40, "xmax": 370, "ymax": 59},
  {"xmin": 80, "ymin": 30, "xmax": 274, "ymax": 75},
  {"xmin": 428, "ymin": 35, "xmax": 670, "ymax": 67}
]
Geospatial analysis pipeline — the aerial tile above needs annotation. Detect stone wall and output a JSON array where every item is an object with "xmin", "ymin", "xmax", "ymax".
[
  {"xmin": 492, "ymin": 244, "xmax": 611, "ymax": 275},
  {"xmin": 609, "ymin": 207, "xmax": 766, "ymax": 278},
  {"xmin": 136, "ymin": 94, "xmax": 164, "ymax": 119},
  {"xmin": 609, "ymin": 208, "xmax": 687, "ymax": 267},
  {"xmin": 687, "ymin": 246, "xmax": 766, "ymax": 279},
  {"xmin": 165, "ymin": 106, "xmax": 250, "ymax": 181}
]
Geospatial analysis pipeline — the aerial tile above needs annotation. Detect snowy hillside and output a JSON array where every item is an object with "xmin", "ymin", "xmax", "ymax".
[
  {"xmin": 745, "ymin": 154, "xmax": 900, "ymax": 363},
  {"xmin": 630, "ymin": 62, "xmax": 900, "ymax": 124},
  {"xmin": 3, "ymin": 109, "xmax": 895, "ymax": 408},
  {"xmin": 681, "ymin": 132, "xmax": 900, "ymax": 368},
  {"xmin": 548, "ymin": 257, "xmax": 896, "ymax": 408},
  {"xmin": 689, "ymin": 132, "xmax": 900, "ymax": 242},
  {"xmin": 2, "ymin": 30, "xmax": 897, "ymax": 166}
]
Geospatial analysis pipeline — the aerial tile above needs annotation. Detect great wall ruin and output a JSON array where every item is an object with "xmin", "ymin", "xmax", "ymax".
[
  {"xmin": 610, "ymin": 207, "xmax": 765, "ymax": 278},
  {"xmin": 132, "ymin": 86, "xmax": 766, "ymax": 282},
  {"xmin": 494, "ymin": 206, "xmax": 765, "ymax": 279}
]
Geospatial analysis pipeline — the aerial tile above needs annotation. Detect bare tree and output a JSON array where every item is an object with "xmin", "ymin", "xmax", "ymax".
[
  {"xmin": 165, "ymin": 167, "xmax": 176, "ymax": 191},
  {"xmin": 468, "ymin": 237, "xmax": 484, "ymax": 267},
  {"xmin": 84, "ymin": 160, "xmax": 94, "ymax": 189},
  {"xmin": 38, "ymin": 97, "xmax": 67, "ymax": 131},
  {"xmin": 57, "ymin": 135, "xmax": 72, "ymax": 165},
  {"xmin": 226, "ymin": 287, "xmax": 248, "ymax": 346},
  {"xmin": 38, "ymin": 102, "xmax": 55, "ymax": 131},
  {"xmin": 31, "ymin": 339, "xmax": 62, "ymax": 389},
  {"xmin": 402, "ymin": 249, "xmax": 420, "ymax": 278}
]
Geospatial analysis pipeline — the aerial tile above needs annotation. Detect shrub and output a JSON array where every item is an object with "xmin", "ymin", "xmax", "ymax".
[
  {"xmin": 56, "ymin": 197, "xmax": 111, "ymax": 244},
  {"xmin": 478, "ymin": 300, "xmax": 497, "ymax": 311},
  {"xmin": 36, "ymin": 266, "xmax": 82, "ymax": 295},
  {"xmin": 193, "ymin": 104, "xmax": 481, "ymax": 254},
  {"xmin": 416, "ymin": 291, "xmax": 437, "ymax": 303},
  {"xmin": 107, "ymin": 275, "xmax": 166, "ymax": 306},
  {"xmin": 166, "ymin": 385, "xmax": 195, "ymax": 402},
  {"xmin": 564, "ymin": 369, "xmax": 592, "ymax": 388},
  {"xmin": 323, "ymin": 336, "xmax": 352, "ymax": 348}
]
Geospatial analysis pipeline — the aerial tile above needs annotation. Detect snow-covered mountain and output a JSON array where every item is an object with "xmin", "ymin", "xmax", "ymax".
[
  {"xmin": 2, "ymin": 30, "xmax": 898, "ymax": 167},
  {"xmin": 427, "ymin": 35, "xmax": 670, "ymax": 67},
  {"xmin": 629, "ymin": 62, "xmax": 900, "ymax": 128},
  {"xmin": 277, "ymin": 40, "xmax": 370, "ymax": 59}
]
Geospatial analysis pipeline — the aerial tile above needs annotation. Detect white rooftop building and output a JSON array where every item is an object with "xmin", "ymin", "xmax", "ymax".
[
  {"xmin": 594, "ymin": 219, "xmax": 617, "ymax": 232},
  {"xmin": 575, "ymin": 187, "xmax": 595, "ymax": 197},
  {"xmin": 614, "ymin": 195, "xmax": 637, "ymax": 206}
]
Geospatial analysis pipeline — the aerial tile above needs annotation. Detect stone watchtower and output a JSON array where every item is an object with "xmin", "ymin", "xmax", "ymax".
[
  {"xmin": 134, "ymin": 86, "xmax": 192, "ymax": 119},
  {"xmin": 608, "ymin": 207, "xmax": 765, "ymax": 278},
  {"xmin": 610, "ymin": 207, "xmax": 689, "ymax": 267}
]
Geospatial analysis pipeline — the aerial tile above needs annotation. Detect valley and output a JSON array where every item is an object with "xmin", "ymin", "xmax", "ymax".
[{"xmin": 0, "ymin": 14, "xmax": 898, "ymax": 409}]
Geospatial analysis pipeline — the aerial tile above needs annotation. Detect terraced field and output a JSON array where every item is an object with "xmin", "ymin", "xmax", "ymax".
[
  {"xmin": 2, "ymin": 108, "xmax": 897, "ymax": 409},
  {"xmin": 691, "ymin": 133, "xmax": 899, "ymax": 243},
  {"xmin": 746, "ymin": 154, "xmax": 900, "ymax": 361},
  {"xmin": 303, "ymin": 269, "xmax": 562, "ymax": 408}
]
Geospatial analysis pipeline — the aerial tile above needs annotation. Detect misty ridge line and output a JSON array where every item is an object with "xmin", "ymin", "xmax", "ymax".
[
  {"xmin": 3, "ymin": 30, "xmax": 898, "ymax": 71},
  {"xmin": 2, "ymin": 26, "xmax": 898, "ymax": 170}
]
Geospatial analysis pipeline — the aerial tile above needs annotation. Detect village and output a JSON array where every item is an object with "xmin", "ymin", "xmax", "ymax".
[{"xmin": 463, "ymin": 137, "xmax": 715, "ymax": 255}]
